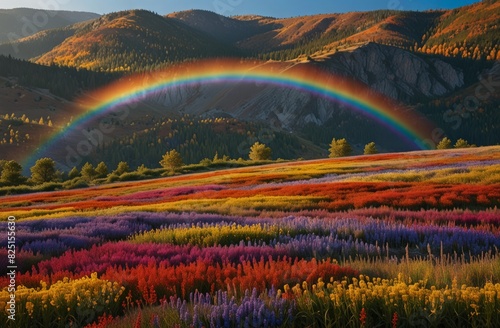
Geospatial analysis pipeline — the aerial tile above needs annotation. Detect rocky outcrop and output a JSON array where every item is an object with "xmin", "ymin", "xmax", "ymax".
[
  {"xmin": 146, "ymin": 43, "xmax": 464, "ymax": 131},
  {"xmin": 323, "ymin": 43, "xmax": 464, "ymax": 102}
]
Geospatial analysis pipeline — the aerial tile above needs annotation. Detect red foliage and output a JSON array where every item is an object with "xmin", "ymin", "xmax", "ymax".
[
  {"xmin": 305, "ymin": 262, "xmax": 359, "ymax": 285},
  {"xmin": 83, "ymin": 314, "xmax": 115, "ymax": 328},
  {"xmin": 97, "ymin": 257, "xmax": 354, "ymax": 301}
]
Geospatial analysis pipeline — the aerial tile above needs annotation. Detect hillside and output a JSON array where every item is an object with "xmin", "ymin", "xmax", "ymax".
[
  {"xmin": 422, "ymin": 1, "xmax": 500, "ymax": 60},
  {"xmin": 168, "ymin": 3, "xmax": 500, "ymax": 62},
  {"xmin": 167, "ymin": 10, "xmax": 274, "ymax": 44},
  {"xmin": 35, "ymin": 10, "xmax": 239, "ymax": 72},
  {"xmin": 1, "ymin": 3, "xmax": 497, "ymax": 69},
  {"xmin": 0, "ymin": 23, "xmax": 82, "ymax": 60},
  {"xmin": 0, "ymin": 8, "xmax": 98, "ymax": 43}
]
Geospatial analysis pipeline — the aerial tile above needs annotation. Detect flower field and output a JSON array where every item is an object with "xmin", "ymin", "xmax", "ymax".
[{"xmin": 1, "ymin": 147, "xmax": 500, "ymax": 327}]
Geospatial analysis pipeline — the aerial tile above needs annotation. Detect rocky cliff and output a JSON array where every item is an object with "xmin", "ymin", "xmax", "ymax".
[{"xmin": 145, "ymin": 43, "xmax": 464, "ymax": 131}]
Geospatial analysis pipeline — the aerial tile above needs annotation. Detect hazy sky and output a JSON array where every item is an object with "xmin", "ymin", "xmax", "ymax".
[{"xmin": 0, "ymin": 0, "xmax": 481, "ymax": 17}]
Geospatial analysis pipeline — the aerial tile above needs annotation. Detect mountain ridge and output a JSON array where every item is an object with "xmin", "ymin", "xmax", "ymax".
[
  {"xmin": 0, "ymin": 8, "xmax": 99, "ymax": 44},
  {"xmin": 0, "ymin": 2, "xmax": 498, "ymax": 168}
]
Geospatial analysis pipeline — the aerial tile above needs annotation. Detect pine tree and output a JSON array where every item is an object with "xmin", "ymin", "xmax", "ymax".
[
  {"xmin": 160, "ymin": 149, "xmax": 184, "ymax": 171},
  {"xmin": 68, "ymin": 167, "xmax": 80, "ymax": 179},
  {"xmin": 454, "ymin": 138, "xmax": 474, "ymax": 148},
  {"xmin": 81, "ymin": 162, "xmax": 97, "ymax": 182},
  {"xmin": 437, "ymin": 137, "xmax": 452, "ymax": 150},
  {"xmin": 95, "ymin": 162, "xmax": 109, "ymax": 178},
  {"xmin": 114, "ymin": 161, "xmax": 130, "ymax": 176},
  {"xmin": 363, "ymin": 142, "xmax": 378, "ymax": 155}
]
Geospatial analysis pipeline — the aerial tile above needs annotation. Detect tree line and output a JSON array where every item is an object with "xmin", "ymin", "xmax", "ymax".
[{"xmin": 0, "ymin": 137, "xmax": 477, "ymax": 194}]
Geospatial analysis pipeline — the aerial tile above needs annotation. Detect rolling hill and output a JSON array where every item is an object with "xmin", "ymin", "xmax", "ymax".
[{"xmin": 35, "ymin": 10, "xmax": 239, "ymax": 72}]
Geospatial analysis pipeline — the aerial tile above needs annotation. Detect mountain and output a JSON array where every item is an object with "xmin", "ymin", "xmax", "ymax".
[
  {"xmin": 0, "ymin": 3, "xmax": 498, "ymax": 170},
  {"xmin": 34, "ymin": 10, "xmax": 239, "ymax": 72},
  {"xmin": 167, "ymin": 10, "xmax": 275, "ymax": 44},
  {"xmin": 169, "ymin": 2, "xmax": 500, "ymax": 62},
  {"xmin": 1, "ymin": 3, "xmax": 498, "ymax": 70},
  {"xmin": 0, "ymin": 23, "xmax": 82, "ymax": 60},
  {"xmin": 0, "ymin": 8, "xmax": 99, "ymax": 44},
  {"xmin": 141, "ymin": 43, "xmax": 465, "ymax": 123}
]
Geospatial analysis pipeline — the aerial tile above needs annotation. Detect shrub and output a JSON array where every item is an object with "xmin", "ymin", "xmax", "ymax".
[{"xmin": 63, "ymin": 178, "xmax": 89, "ymax": 190}]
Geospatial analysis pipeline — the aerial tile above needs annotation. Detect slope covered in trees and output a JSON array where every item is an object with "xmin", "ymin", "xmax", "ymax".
[
  {"xmin": 35, "ymin": 10, "xmax": 240, "ymax": 72},
  {"xmin": 0, "ymin": 55, "xmax": 117, "ymax": 98}
]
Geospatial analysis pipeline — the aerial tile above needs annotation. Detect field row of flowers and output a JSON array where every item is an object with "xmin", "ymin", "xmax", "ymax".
[
  {"xmin": 1, "ymin": 212, "xmax": 499, "ymax": 275},
  {"xmin": 1, "ymin": 209, "xmax": 499, "ymax": 326},
  {"xmin": 0, "ymin": 273, "xmax": 125, "ymax": 328},
  {"xmin": 1, "ymin": 148, "xmax": 499, "ymax": 221},
  {"xmin": 1, "ymin": 147, "xmax": 499, "ymax": 327}
]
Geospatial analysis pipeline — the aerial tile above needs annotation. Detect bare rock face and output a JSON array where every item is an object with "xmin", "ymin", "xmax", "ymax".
[
  {"xmin": 323, "ymin": 43, "xmax": 464, "ymax": 102},
  {"xmin": 146, "ymin": 43, "xmax": 465, "ymax": 130}
]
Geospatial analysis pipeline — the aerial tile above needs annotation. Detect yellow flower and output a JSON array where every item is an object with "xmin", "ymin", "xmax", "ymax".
[{"xmin": 25, "ymin": 302, "xmax": 34, "ymax": 316}]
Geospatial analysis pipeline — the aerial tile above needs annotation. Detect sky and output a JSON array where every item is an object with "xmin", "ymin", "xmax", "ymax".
[{"xmin": 0, "ymin": 0, "xmax": 481, "ymax": 17}]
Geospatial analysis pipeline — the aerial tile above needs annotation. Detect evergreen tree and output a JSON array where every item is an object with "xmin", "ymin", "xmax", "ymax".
[
  {"xmin": 137, "ymin": 164, "xmax": 149, "ymax": 173},
  {"xmin": 0, "ymin": 160, "xmax": 7, "ymax": 177},
  {"xmin": 30, "ymin": 158, "xmax": 57, "ymax": 184},
  {"xmin": 436, "ymin": 137, "xmax": 452, "ymax": 150},
  {"xmin": 249, "ymin": 142, "xmax": 272, "ymax": 161},
  {"xmin": 454, "ymin": 138, "xmax": 474, "ymax": 148},
  {"xmin": 95, "ymin": 162, "xmax": 109, "ymax": 178},
  {"xmin": 114, "ymin": 161, "xmax": 130, "ymax": 176},
  {"xmin": 160, "ymin": 149, "xmax": 184, "ymax": 171},
  {"xmin": 1, "ymin": 160, "xmax": 25, "ymax": 186},
  {"xmin": 81, "ymin": 162, "xmax": 97, "ymax": 182},
  {"xmin": 68, "ymin": 167, "xmax": 80, "ymax": 179},
  {"xmin": 329, "ymin": 138, "xmax": 352, "ymax": 158},
  {"xmin": 363, "ymin": 142, "xmax": 378, "ymax": 155}
]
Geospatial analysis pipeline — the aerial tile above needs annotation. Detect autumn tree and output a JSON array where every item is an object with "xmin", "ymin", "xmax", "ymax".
[
  {"xmin": 160, "ymin": 149, "xmax": 184, "ymax": 171},
  {"xmin": 329, "ymin": 138, "xmax": 352, "ymax": 158},
  {"xmin": 249, "ymin": 142, "xmax": 272, "ymax": 161},
  {"xmin": 363, "ymin": 142, "xmax": 378, "ymax": 155},
  {"xmin": 437, "ymin": 137, "xmax": 452, "ymax": 150},
  {"xmin": 30, "ymin": 158, "xmax": 57, "ymax": 184},
  {"xmin": 1, "ymin": 160, "xmax": 25, "ymax": 186}
]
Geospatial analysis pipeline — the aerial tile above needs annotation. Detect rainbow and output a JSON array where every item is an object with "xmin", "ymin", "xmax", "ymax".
[{"xmin": 24, "ymin": 59, "xmax": 435, "ymax": 169}]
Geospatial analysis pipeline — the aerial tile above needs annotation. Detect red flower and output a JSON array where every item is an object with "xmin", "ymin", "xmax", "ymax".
[
  {"xmin": 134, "ymin": 312, "xmax": 142, "ymax": 328},
  {"xmin": 392, "ymin": 312, "xmax": 398, "ymax": 328},
  {"xmin": 359, "ymin": 308, "xmax": 367, "ymax": 327}
]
